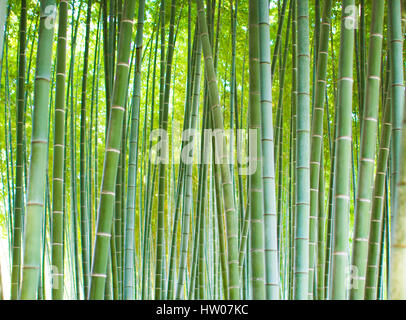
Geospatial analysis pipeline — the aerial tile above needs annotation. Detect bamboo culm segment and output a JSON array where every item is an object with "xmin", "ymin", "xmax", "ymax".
[
  {"xmin": 80, "ymin": 0, "xmax": 92, "ymax": 298},
  {"xmin": 258, "ymin": 0, "xmax": 279, "ymax": 300},
  {"xmin": 124, "ymin": 0, "xmax": 146, "ymax": 300},
  {"xmin": 248, "ymin": 0, "xmax": 266, "ymax": 300},
  {"xmin": 89, "ymin": 0, "xmax": 136, "ymax": 300},
  {"xmin": 331, "ymin": 0, "xmax": 355, "ymax": 300},
  {"xmin": 389, "ymin": 0, "xmax": 405, "ymax": 243},
  {"xmin": 389, "ymin": 0, "xmax": 406, "ymax": 300},
  {"xmin": 294, "ymin": 0, "xmax": 310, "ymax": 300},
  {"xmin": 308, "ymin": 0, "xmax": 331, "ymax": 301},
  {"xmin": 196, "ymin": 0, "xmax": 240, "ymax": 299},
  {"xmin": 350, "ymin": 0, "xmax": 384, "ymax": 300},
  {"xmin": 11, "ymin": 0, "xmax": 27, "ymax": 300},
  {"xmin": 51, "ymin": 0, "xmax": 69, "ymax": 300},
  {"xmin": 21, "ymin": 0, "xmax": 56, "ymax": 300}
]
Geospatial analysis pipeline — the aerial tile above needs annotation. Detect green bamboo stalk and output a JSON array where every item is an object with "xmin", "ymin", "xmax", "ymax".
[
  {"xmin": 273, "ymin": 3, "xmax": 289, "ymax": 166},
  {"xmin": 162, "ymin": 3, "xmax": 188, "ymax": 300},
  {"xmin": 350, "ymin": 0, "xmax": 384, "ymax": 300},
  {"xmin": 365, "ymin": 91, "xmax": 392, "ymax": 299},
  {"xmin": 115, "ymin": 122, "xmax": 124, "ymax": 299},
  {"xmin": 190, "ymin": 4, "xmax": 210, "ymax": 301},
  {"xmin": 324, "ymin": 28, "xmax": 338, "ymax": 299},
  {"xmin": 232, "ymin": 3, "xmax": 245, "ymax": 269},
  {"xmin": 288, "ymin": 90, "xmax": 294, "ymax": 299},
  {"xmin": 248, "ymin": 0, "xmax": 265, "ymax": 299},
  {"xmin": 308, "ymin": 0, "xmax": 331, "ymax": 300},
  {"xmin": 108, "ymin": 0, "xmax": 116, "ymax": 100},
  {"xmin": 197, "ymin": 106, "xmax": 210, "ymax": 299},
  {"xmin": 113, "ymin": 122, "xmax": 123, "ymax": 299},
  {"xmin": 209, "ymin": 16, "xmax": 231, "ymax": 288},
  {"xmin": 137, "ymin": 29, "xmax": 154, "ymax": 299},
  {"xmin": 155, "ymin": 0, "xmax": 168, "ymax": 299},
  {"xmin": 197, "ymin": 0, "xmax": 239, "ymax": 299},
  {"xmin": 89, "ymin": 0, "xmax": 136, "ymax": 300},
  {"xmin": 358, "ymin": 0, "xmax": 366, "ymax": 124},
  {"xmin": 258, "ymin": 0, "xmax": 280, "ymax": 300},
  {"xmin": 4, "ymin": 40, "xmax": 14, "ymax": 268},
  {"xmin": 331, "ymin": 0, "xmax": 355, "ymax": 300},
  {"xmin": 20, "ymin": 0, "xmax": 56, "ymax": 300},
  {"xmin": 212, "ymin": 131, "xmax": 229, "ymax": 299},
  {"xmin": 89, "ymin": 8, "xmax": 102, "ymax": 256},
  {"xmin": 66, "ymin": 2, "xmax": 82, "ymax": 299},
  {"xmin": 230, "ymin": 0, "xmax": 237, "ymax": 179},
  {"xmin": 110, "ymin": 222, "xmax": 119, "ymax": 299},
  {"xmin": 11, "ymin": 0, "xmax": 27, "ymax": 300},
  {"xmin": 316, "ymin": 143, "xmax": 325, "ymax": 300},
  {"xmin": 294, "ymin": 0, "xmax": 310, "ymax": 300},
  {"xmin": 124, "ymin": 0, "xmax": 145, "ymax": 300},
  {"xmin": 102, "ymin": 0, "xmax": 111, "ymax": 132},
  {"xmin": 50, "ymin": 0, "xmax": 69, "ymax": 300},
  {"xmin": 275, "ymin": 6, "xmax": 291, "ymax": 269},
  {"xmin": 390, "ymin": 87, "xmax": 406, "ymax": 299},
  {"xmin": 288, "ymin": 0, "xmax": 297, "ymax": 300},
  {"xmin": 377, "ymin": 188, "xmax": 388, "ymax": 300},
  {"xmin": 174, "ymin": 48, "xmax": 198, "ymax": 298},
  {"xmin": 167, "ymin": 46, "xmax": 194, "ymax": 301},
  {"xmin": 389, "ymin": 0, "xmax": 405, "ymax": 245},
  {"xmin": 270, "ymin": 0, "xmax": 288, "ymax": 81},
  {"xmin": 79, "ymin": 0, "xmax": 92, "ymax": 298},
  {"xmin": 104, "ymin": 256, "xmax": 112, "ymax": 299},
  {"xmin": 141, "ymin": 16, "xmax": 160, "ymax": 299}
]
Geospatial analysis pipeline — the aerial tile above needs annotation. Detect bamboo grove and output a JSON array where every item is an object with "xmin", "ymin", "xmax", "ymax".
[{"xmin": 0, "ymin": 0, "xmax": 406, "ymax": 301}]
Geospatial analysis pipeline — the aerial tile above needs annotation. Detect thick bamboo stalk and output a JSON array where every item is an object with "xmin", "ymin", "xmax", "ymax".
[
  {"xmin": 350, "ymin": 0, "xmax": 384, "ymax": 300},
  {"xmin": 331, "ymin": 0, "xmax": 355, "ymax": 300},
  {"xmin": 89, "ymin": 0, "xmax": 136, "ymax": 300},
  {"xmin": 11, "ymin": 0, "xmax": 27, "ymax": 300},
  {"xmin": 365, "ymin": 91, "xmax": 391, "ymax": 299},
  {"xmin": 258, "ymin": 0, "xmax": 279, "ymax": 300},
  {"xmin": 124, "ymin": 0, "xmax": 145, "ymax": 300},
  {"xmin": 196, "ymin": 0, "xmax": 239, "ymax": 299},
  {"xmin": 390, "ymin": 89, "xmax": 406, "ymax": 300},
  {"xmin": 308, "ymin": 0, "xmax": 331, "ymax": 300},
  {"xmin": 51, "ymin": 0, "xmax": 69, "ymax": 300},
  {"xmin": 294, "ymin": 0, "xmax": 310, "ymax": 300},
  {"xmin": 20, "ymin": 0, "xmax": 56, "ymax": 299},
  {"xmin": 389, "ymin": 0, "xmax": 405, "ymax": 240},
  {"xmin": 248, "ymin": 0, "xmax": 265, "ymax": 300}
]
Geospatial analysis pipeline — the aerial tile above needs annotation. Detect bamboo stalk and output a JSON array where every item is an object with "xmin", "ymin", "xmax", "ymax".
[
  {"xmin": 331, "ymin": 0, "xmax": 355, "ymax": 300},
  {"xmin": 89, "ymin": 0, "xmax": 136, "ymax": 300},
  {"xmin": 20, "ymin": 0, "xmax": 56, "ymax": 299},
  {"xmin": 294, "ymin": 0, "xmax": 310, "ymax": 300},
  {"xmin": 196, "ymin": 0, "xmax": 239, "ymax": 299},
  {"xmin": 11, "ymin": 0, "xmax": 27, "ymax": 300}
]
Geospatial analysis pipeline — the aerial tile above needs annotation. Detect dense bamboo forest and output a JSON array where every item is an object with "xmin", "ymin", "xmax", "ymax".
[{"xmin": 0, "ymin": 0, "xmax": 406, "ymax": 301}]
